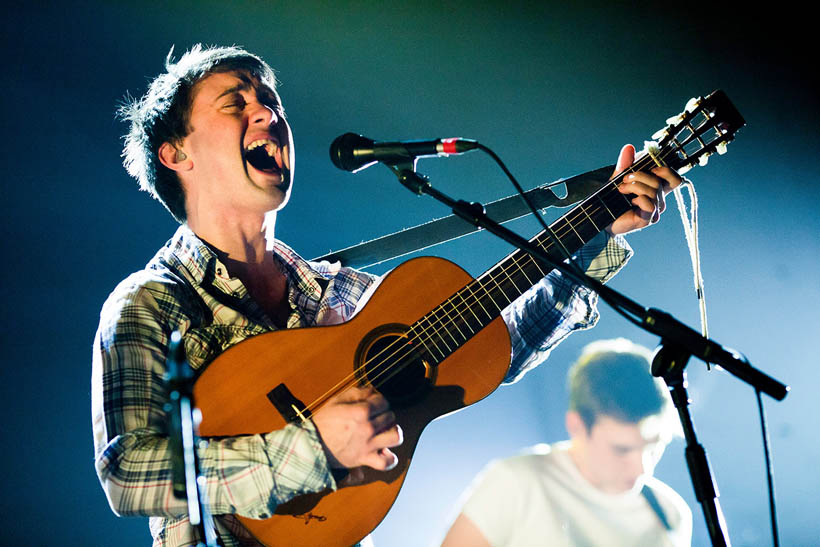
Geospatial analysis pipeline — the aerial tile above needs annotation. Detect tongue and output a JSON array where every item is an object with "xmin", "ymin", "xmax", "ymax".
[{"xmin": 246, "ymin": 146, "xmax": 280, "ymax": 172}]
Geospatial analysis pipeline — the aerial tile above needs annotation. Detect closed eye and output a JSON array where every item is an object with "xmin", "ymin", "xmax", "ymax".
[{"xmin": 223, "ymin": 95, "xmax": 247, "ymax": 110}]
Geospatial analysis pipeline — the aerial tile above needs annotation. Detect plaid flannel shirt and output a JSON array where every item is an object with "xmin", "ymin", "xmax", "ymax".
[{"xmin": 92, "ymin": 223, "xmax": 630, "ymax": 546}]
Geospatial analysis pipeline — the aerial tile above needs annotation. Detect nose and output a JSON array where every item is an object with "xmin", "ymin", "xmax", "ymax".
[{"xmin": 249, "ymin": 101, "xmax": 278, "ymax": 127}]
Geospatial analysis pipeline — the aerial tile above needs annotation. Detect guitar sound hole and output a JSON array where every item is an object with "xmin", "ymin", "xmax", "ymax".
[{"xmin": 355, "ymin": 324, "xmax": 435, "ymax": 408}]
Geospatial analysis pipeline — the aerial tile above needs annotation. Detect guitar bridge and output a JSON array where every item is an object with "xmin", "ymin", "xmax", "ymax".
[{"xmin": 267, "ymin": 383, "xmax": 311, "ymax": 424}]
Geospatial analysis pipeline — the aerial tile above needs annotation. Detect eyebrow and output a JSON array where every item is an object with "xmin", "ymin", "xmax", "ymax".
[{"xmin": 212, "ymin": 82, "xmax": 252, "ymax": 104}]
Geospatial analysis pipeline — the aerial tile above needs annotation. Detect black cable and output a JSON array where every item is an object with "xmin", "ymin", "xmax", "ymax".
[
  {"xmin": 475, "ymin": 143, "xmax": 586, "ymax": 278},
  {"xmin": 756, "ymin": 388, "xmax": 781, "ymax": 546}
]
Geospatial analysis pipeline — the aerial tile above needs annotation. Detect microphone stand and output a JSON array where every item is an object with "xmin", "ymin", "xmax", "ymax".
[
  {"xmin": 166, "ymin": 331, "xmax": 220, "ymax": 547},
  {"xmin": 392, "ymin": 167, "xmax": 788, "ymax": 545},
  {"xmin": 652, "ymin": 344, "xmax": 731, "ymax": 546}
]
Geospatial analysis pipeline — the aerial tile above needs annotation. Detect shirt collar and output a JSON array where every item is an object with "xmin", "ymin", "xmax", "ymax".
[
  {"xmin": 160, "ymin": 224, "xmax": 328, "ymax": 301},
  {"xmin": 270, "ymin": 238, "xmax": 329, "ymax": 301}
]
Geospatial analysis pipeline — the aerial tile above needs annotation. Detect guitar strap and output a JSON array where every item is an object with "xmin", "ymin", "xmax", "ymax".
[
  {"xmin": 312, "ymin": 164, "xmax": 615, "ymax": 269},
  {"xmin": 641, "ymin": 484, "xmax": 673, "ymax": 532}
]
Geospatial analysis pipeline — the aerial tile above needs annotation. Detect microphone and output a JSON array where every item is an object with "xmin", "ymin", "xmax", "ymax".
[{"xmin": 330, "ymin": 132, "xmax": 478, "ymax": 173}]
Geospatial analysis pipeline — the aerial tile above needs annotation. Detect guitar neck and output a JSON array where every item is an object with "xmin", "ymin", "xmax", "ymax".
[
  {"xmin": 407, "ymin": 89, "xmax": 744, "ymax": 366},
  {"xmin": 410, "ymin": 180, "xmax": 630, "ymax": 364}
]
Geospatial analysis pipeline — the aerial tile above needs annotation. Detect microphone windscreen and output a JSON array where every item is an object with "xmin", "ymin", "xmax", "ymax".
[{"xmin": 329, "ymin": 133, "xmax": 374, "ymax": 172}]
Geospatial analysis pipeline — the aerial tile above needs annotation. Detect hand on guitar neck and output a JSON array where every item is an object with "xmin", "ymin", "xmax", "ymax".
[
  {"xmin": 313, "ymin": 385, "xmax": 404, "ymax": 484},
  {"xmin": 608, "ymin": 144, "xmax": 683, "ymax": 236}
]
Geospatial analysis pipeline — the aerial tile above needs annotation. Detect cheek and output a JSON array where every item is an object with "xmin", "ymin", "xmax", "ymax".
[
  {"xmin": 588, "ymin": 444, "xmax": 618, "ymax": 473},
  {"xmin": 188, "ymin": 122, "xmax": 242, "ymax": 158}
]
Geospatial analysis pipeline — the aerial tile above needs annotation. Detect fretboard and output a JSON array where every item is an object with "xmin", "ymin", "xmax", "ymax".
[{"xmin": 408, "ymin": 180, "xmax": 631, "ymax": 364}]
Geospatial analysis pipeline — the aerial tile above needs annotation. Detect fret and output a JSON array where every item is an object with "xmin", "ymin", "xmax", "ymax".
[
  {"xmin": 433, "ymin": 304, "xmax": 462, "ymax": 348},
  {"xmin": 462, "ymin": 281, "xmax": 497, "ymax": 322},
  {"xmin": 578, "ymin": 202, "xmax": 601, "ymax": 232},
  {"xmin": 596, "ymin": 190, "xmax": 618, "ymax": 222},
  {"xmin": 517, "ymin": 262, "xmax": 536, "ymax": 286},
  {"xmin": 479, "ymin": 270, "xmax": 514, "ymax": 310},
  {"xmin": 412, "ymin": 329, "xmax": 441, "ymax": 364},
  {"xmin": 413, "ymin": 315, "xmax": 447, "ymax": 361},
  {"xmin": 496, "ymin": 265, "xmax": 526, "ymax": 300},
  {"xmin": 452, "ymin": 291, "xmax": 480, "ymax": 334},
  {"xmin": 432, "ymin": 325, "xmax": 454, "ymax": 354},
  {"xmin": 436, "ymin": 298, "xmax": 468, "ymax": 342},
  {"xmin": 553, "ymin": 216, "xmax": 587, "ymax": 249},
  {"xmin": 515, "ymin": 253, "xmax": 546, "ymax": 289},
  {"xmin": 497, "ymin": 275, "xmax": 522, "ymax": 304},
  {"xmin": 529, "ymin": 248, "xmax": 548, "ymax": 278},
  {"xmin": 449, "ymin": 304, "xmax": 474, "ymax": 341}
]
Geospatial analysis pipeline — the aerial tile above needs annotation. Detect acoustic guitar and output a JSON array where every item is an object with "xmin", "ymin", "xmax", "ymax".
[{"xmin": 194, "ymin": 90, "xmax": 745, "ymax": 546}]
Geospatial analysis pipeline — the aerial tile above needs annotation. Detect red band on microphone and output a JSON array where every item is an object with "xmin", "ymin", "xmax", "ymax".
[{"xmin": 440, "ymin": 138, "xmax": 458, "ymax": 155}]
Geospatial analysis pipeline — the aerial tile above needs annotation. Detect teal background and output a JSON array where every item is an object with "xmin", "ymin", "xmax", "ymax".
[{"xmin": 3, "ymin": 2, "xmax": 818, "ymax": 545}]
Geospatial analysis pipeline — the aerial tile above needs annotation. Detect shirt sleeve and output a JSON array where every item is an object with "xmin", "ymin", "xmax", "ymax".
[
  {"xmin": 501, "ymin": 231, "xmax": 632, "ymax": 384},
  {"xmin": 91, "ymin": 281, "xmax": 336, "ymax": 519}
]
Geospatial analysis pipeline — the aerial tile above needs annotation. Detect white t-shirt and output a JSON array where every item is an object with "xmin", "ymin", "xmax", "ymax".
[{"xmin": 460, "ymin": 442, "xmax": 692, "ymax": 547}]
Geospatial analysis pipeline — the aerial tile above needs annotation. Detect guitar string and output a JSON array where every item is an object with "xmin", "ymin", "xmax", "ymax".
[
  {"xmin": 356, "ymin": 109, "xmax": 726, "ymax": 397},
  {"xmin": 300, "ymin": 139, "xmax": 706, "ymax": 416}
]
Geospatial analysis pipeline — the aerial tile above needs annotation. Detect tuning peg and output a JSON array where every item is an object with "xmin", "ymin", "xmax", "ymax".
[
  {"xmin": 685, "ymin": 97, "xmax": 700, "ymax": 113},
  {"xmin": 716, "ymin": 142, "xmax": 728, "ymax": 155},
  {"xmin": 666, "ymin": 113, "xmax": 685, "ymax": 126},
  {"xmin": 652, "ymin": 127, "xmax": 670, "ymax": 140},
  {"xmin": 678, "ymin": 164, "xmax": 693, "ymax": 175},
  {"xmin": 698, "ymin": 153, "xmax": 710, "ymax": 166}
]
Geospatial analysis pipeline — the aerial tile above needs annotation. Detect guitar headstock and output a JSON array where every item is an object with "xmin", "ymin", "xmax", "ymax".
[{"xmin": 646, "ymin": 90, "xmax": 745, "ymax": 174}]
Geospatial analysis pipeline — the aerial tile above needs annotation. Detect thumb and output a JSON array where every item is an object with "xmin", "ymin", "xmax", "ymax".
[{"xmin": 614, "ymin": 144, "xmax": 636, "ymax": 176}]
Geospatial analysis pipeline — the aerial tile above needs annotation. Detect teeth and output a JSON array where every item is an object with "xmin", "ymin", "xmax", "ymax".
[{"xmin": 246, "ymin": 139, "xmax": 279, "ymax": 158}]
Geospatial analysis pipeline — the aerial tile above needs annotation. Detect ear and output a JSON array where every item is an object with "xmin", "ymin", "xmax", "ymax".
[
  {"xmin": 565, "ymin": 411, "xmax": 588, "ymax": 440},
  {"xmin": 158, "ymin": 142, "xmax": 192, "ymax": 172}
]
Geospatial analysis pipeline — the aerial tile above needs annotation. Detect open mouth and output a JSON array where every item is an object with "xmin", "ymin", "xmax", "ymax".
[{"xmin": 245, "ymin": 139, "xmax": 283, "ymax": 174}]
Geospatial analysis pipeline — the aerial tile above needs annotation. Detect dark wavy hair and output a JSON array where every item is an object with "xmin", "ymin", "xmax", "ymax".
[
  {"xmin": 568, "ymin": 338, "xmax": 671, "ymax": 430},
  {"xmin": 118, "ymin": 44, "xmax": 278, "ymax": 222}
]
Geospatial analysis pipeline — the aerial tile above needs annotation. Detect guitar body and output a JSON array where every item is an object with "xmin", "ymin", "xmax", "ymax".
[{"xmin": 194, "ymin": 256, "xmax": 512, "ymax": 546}]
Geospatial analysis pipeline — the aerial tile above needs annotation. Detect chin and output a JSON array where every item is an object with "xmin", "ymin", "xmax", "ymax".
[
  {"xmin": 267, "ymin": 189, "xmax": 292, "ymax": 215},
  {"xmin": 623, "ymin": 479, "xmax": 642, "ymax": 493},
  {"xmin": 275, "ymin": 175, "xmax": 292, "ymax": 206},
  {"xmin": 252, "ymin": 174, "xmax": 292, "ymax": 212},
  {"xmin": 275, "ymin": 192, "xmax": 291, "ymax": 211}
]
